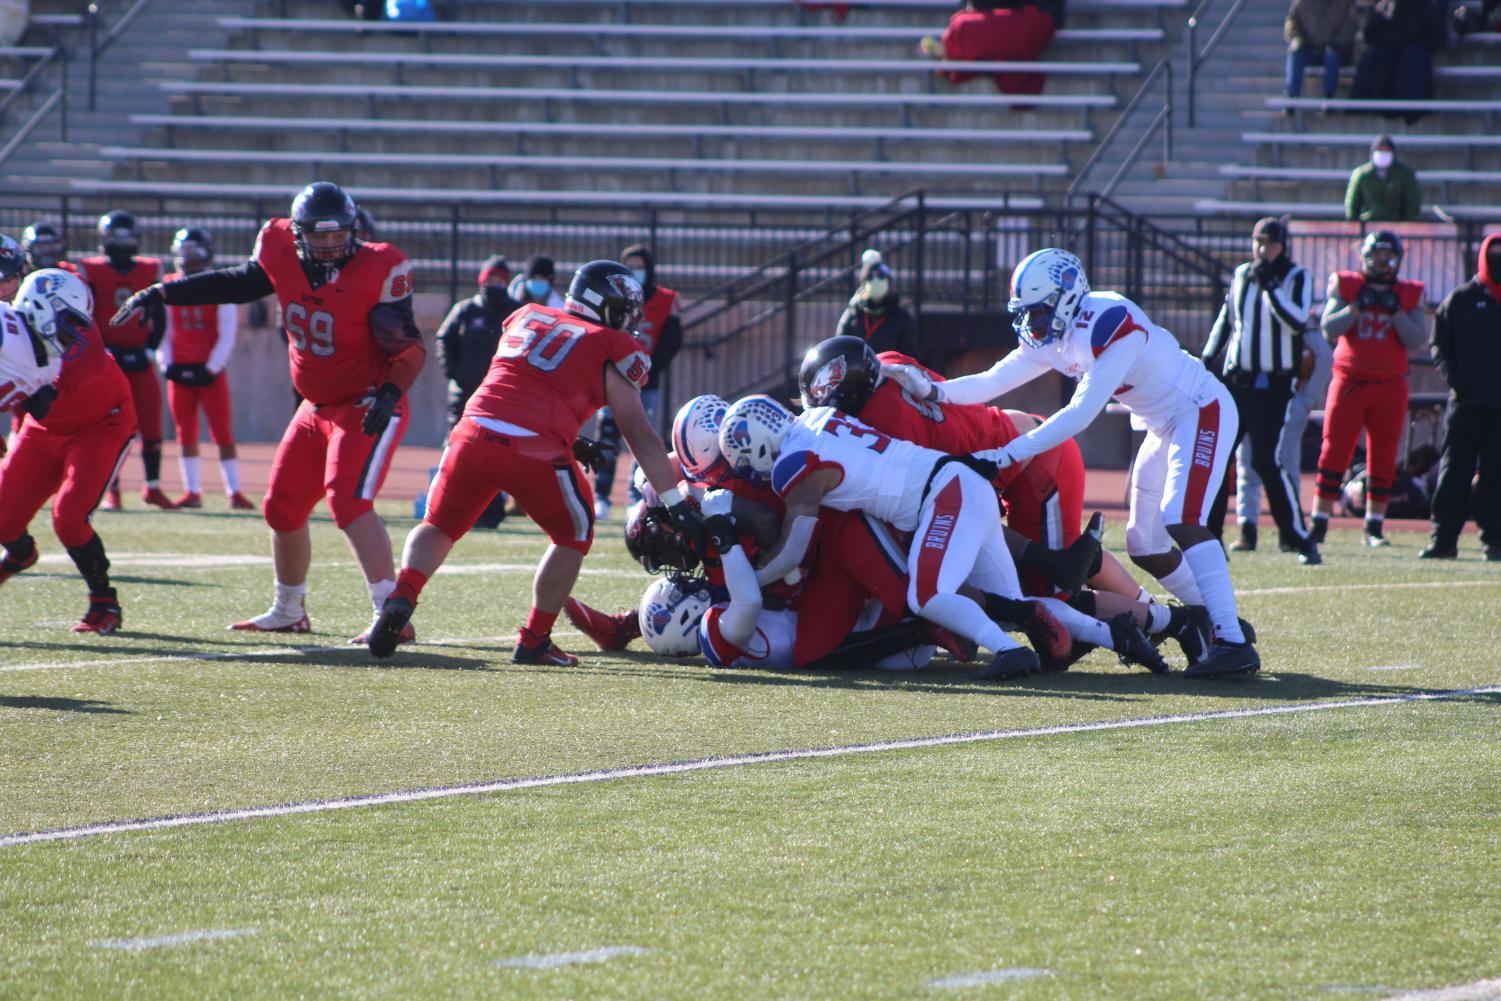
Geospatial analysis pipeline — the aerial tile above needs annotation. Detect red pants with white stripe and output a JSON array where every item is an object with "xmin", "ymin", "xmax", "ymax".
[
  {"xmin": 1316, "ymin": 373, "xmax": 1407, "ymax": 505},
  {"xmin": 425, "ymin": 418, "xmax": 594, "ymax": 552},
  {"xmin": 793, "ymin": 510, "xmax": 911, "ymax": 667},
  {"xmin": 1126, "ymin": 385, "xmax": 1238, "ymax": 557},
  {"xmin": 262, "ymin": 398, "xmax": 408, "ymax": 532},
  {"xmin": 0, "ymin": 410, "xmax": 136, "ymax": 548},
  {"xmin": 168, "ymin": 375, "xmax": 235, "ymax": 447}
]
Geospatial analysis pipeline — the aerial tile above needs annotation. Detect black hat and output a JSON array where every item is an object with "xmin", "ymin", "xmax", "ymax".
[
  {"xmin": 1371, "ymin": 134, "xmax": 1396, "ymax": 154},
  {"xmin": 525, "ymin": 254, "xmax": 555, "ymax": 279},
  {"xmin": 1252, "ymin": 217, "xmax": 1288, "ymax": 244}
]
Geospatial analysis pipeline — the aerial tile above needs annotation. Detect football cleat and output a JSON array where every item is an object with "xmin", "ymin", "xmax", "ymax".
[
  {"xmin": 1107, "ymin": 612, "xmax": 1170, "ymax": 674},
  {"xmin": 922, "ymin": 621, "xmax": 978, "ymax": 663},
  {"xmin": 73, "ymin": 596, "xmax": 122, "ymax": 635},
  {"xmin": 1156, "ymin": 602, "xmax": 1211, "ymax": 666},
  {"xmin": 1040, "ymin": 640, "xmax": 1095, "ymax": 674},
  {"xmin": 1023, "ymin": 600, "xmax": 1073, "ymax": 661},
  {"xmin": 365, "ymin": 597, "xmax": 416, "ymax": 658},
  {"xmin": 1363, "ymin": 529, "xmax": 1391, "ymax": 548},
  {"xmin": 563, "ymin": 597, "xmax": 640, "ymax": 652},
  {"xmin": 229, "ymin": 492, "xmax": 258, "ymax": 511},
  {"xmin": 172, "ymin": 492, "xmax": 203, "ymax": 509},
  {"xmin": 1298, "ymin": 539, "xmax": 1323, "ymax": 566},
  {"xmin": 1418, "ymin": 541, "xmax": 1458, "ymax": 559},
  {"xmin": 101, "ymin": 486, "xmax": 122, "ymax": 511},
  {"xmin": 230, "ymin": 603, "xmax": 310, "ymax": 633},
  {"xmin": 1183, "ymin": 640, "xmax": 1260, "ymax": 679},
  {"xmin": 0, "ymin": 546, "xmax": 38, "ymax": 587},
  {"xmin": 975, "ymin": 646, "xmax": 1042, "ymax": 682},
  {"xmin": 142, "ymin": 486, "xmax": 175, "ymax": 509},
  {"xmin": 513, "ymin": 635, "xmax": 579, "ymax": 667},
  {"xmin": 593, "ymin": 498, "xmax": 612, "ymax": 522}
]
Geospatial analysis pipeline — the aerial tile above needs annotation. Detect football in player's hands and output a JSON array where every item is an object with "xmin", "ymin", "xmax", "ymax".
[
  {"xmin": 572, "ymin": 436, "xmax": 608, "ymax": 474},
  {"xmin": 110, "ymin": 284, "xmax": 163, "ymax": 327},
  {"xmin": 882, "ymin": 363, "xmax": 933, "ymax": 402},
  {"xmin": 361, "ymin": 382, "xmax": 402, "ymax": 437}
]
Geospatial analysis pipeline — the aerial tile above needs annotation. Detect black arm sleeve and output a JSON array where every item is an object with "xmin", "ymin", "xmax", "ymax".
[
  {"xmin": 159, "ymin": 260, "xmax": 275, "ymax": 306},
  {"xmin": 145, "ymin": 299, "xmax": 167, "ymax": 350}
]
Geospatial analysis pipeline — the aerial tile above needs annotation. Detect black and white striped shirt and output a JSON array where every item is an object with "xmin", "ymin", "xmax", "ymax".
[{"xmin": 1204, "ymin": 260, "xmax": 1313, "ymax": 376}]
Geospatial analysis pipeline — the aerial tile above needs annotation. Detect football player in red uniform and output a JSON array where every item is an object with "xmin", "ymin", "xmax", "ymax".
[
  {"xmin": 0, "ymin": 269, "xmax": 138, "ymax": 634},
  {"xmin": 158, "ymin": 227, "xmax": 254, "ymax": 511},
  {"xmin": 21, "ymin": 222, "xmax": 77, "ymax": 275},
  {"xmin": 366, "ymin": 260, "xmax": 703, "ymax": 664},
  {"xmin": 82, "ymin": 210, "xmax": 169, "ymax": 510},
  {"xmin": 114, "ymin": 181, "xmax": 426, "ymax": 643}
]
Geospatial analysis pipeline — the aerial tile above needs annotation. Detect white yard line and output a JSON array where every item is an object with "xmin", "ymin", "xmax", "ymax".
[
  {"xmin": 92, "ymin": 928, "xmax": 257, "ymax": 951},
  {"xmin": 1363, "ymin": 664, "xmax": 1430, "ymax": 672},
  {"xmin": 1375, "ymin": 978, "xmax": 1501, "ymax": 1000},
  {"xmin": 3, "ymin": 685, "xmax": 1496, "ymax": 849},
  {"xmin": 930, "ymin": 967, "xmax": 1053, "ymax": 988},
  {"xmin": 491, "ymin": 946, "xmax": 653, "ymax": 970}
]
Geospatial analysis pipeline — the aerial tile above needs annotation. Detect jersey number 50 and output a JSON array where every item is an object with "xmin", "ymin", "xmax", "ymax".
[
  {"xmin": 284, "ymin": 303, "xmax": 336, "ymax": 357},
  {"xmin": 501, "ymin": 309, "xmax": 586, "ymax": 372}
]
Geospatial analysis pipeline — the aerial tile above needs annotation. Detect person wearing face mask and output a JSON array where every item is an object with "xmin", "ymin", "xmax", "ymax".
[
  {"xmin": 436, "ymin": 255, "xmax": 519, "ymax": 528},
  {"xmin": 508, "ymin": 254, "xmax": 564, "ymax": 309},
  {"xmin": 1345, "ymin": 137, "xmax": 1421, "ymax": 222},
  {"xmin": 1422, "ymin": 235, "xmax": 1501, "ymax": 560},
  {"xmin": 590, "ymin": 244, "xmax": 682, "ymax": 520},
  {"xmin": 833, "ymin": 254, "xmax": 920, "ymax": 365}
]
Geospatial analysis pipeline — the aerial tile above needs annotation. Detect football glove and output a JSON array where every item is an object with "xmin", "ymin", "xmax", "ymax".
[
  {"xmin": 111, "ymin": 283, "xmax": 164, "ymax": 328},
  {"xmin": 21, "ymin": 385, "xmax": 57, "ymax": 421},
  {"xmin": 664, "ymin": 496, "xmax": 708, "ymax": 559},
  {"xmin": 361, "ymin": 382, "xmax": 402, "ymax": 437},
  {"xmin": 881, "ymin": 363, "xmax": 934, "ymax": 402},
  {"xmin": 704, "ymin": 513, "xmax": 738, "ymax": 554},
  {"xmin": 1377, "ymin": 288, "xmax": 1403, "ymax": 313},
  {"xmin": 572, "ymin": 435, "xmax": 610, "ymax": 474},
  {"xmin": 1354, "ymin": 284, "xmax": 1382, "ymax": 310},
  {"xmin": 1252, "ymin": 261, "xmax": 1279, "ymax": 289}
]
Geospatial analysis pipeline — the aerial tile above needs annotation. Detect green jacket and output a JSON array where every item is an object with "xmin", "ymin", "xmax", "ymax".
[{"xmin": 1344, "ymin": 161, "xmax": 1421, "ymax": 221}]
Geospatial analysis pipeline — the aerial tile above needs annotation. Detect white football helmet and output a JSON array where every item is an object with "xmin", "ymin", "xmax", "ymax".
[
  {"xmin": 14, "ymin": 268, "xmax": 94, "ymax": 359},
  {"xmin": 638, "ymin": 577, "xmax": 715, "ymax": 657},
  {"xmin": 1008, "ymin": 248, "xmax": 1089, "ymax": 349},
  {"xmin": 672, "ymin": 393, "xmax": 729, "ymax": 482},
  {"xmin": 717, "ymin": 394, "xmax": 793, "ymax": 488}
]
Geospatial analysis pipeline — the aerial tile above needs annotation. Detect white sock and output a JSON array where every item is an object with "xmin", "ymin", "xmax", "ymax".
[
  {"xmin": 1135, "ymin": 585, "xmax": 1152, "ymax": 605},
  {"xmin": 145, "ymin": 478, "xmax": 160, "ymax": 490},
  {"xmin": 179, "ymin": 456, "xmax": 202, "ymax": 494},
  {"xmin": 1156, "ymin": 558, "xmax": 1204, "ymax": 605},
  {"xmin": 274, "ymin": 580, "xmax": 307, "ymax": 613},
  {"xmin": 220, "ymin": 457, "xmax": 241, "ymax": 494},
  {"xmin": 1146, "ymin": 603, "xmax": 1171, "ymax": 634},
  {"xmin": 368, "ymin": 578, "xmax": 396, "ymax": 613},
  {"xmin": 1181, "ymin": 540, "xmax": 1245, "ymax": 644},
  {"xmin": 918, "ymin": 592, "xmax": 1016, "ymax": 654},
  {"xmin": 1036, "ymin": 596, "xmax": 1112, "ymax": 647}
]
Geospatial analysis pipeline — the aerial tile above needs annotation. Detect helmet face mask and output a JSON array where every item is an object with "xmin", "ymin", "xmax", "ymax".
[
  {"xmin": 566, "ymin": 260, "xmax": 644, "ymax": 331},
  {"xmin": 1008, "ymin": 248, "xmax": 1089, "ymax": 349},
  {"xmin": 171, "ymin": 227, "xmax": 214, "ymax": 275},
  {"xmin": 672, "ymin": 394, "xmax": 730, "ymax": 482},
  {"xmin": 15, "ymin": 268, "xmax": 94, "ymax": 361},
  {"xmin": 718, "ymin": 395, "xmax": 792, "ymax": 488},
  {"xmin": 638, "ymin": 576, "xmax": 714, "ymax": 657},
  {"xmin": 624, "ymin": 501, "xmax": 701, "ymax": 575},
  {"xmin": 798, "ymin": 335, "xmax": 881, "ymax": 415},
  {"xmin": 1361, "ymin": 231, "xmax": 1403, "ymax": 285},
  {"xmin": 290, "ymin": 181, "xmax": 358, "ymax": 275},
  {"xmin": 22, "ymin": 223, "xmax": 65, "ymax": 270},
  {"xmin": 98, "ymin": 210, "xmax": 139, "ymax": 260}
]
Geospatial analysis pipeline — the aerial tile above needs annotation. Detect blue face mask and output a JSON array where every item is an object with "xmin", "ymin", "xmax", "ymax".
[
  {"xmin": 525, "ymin": 278, "xmax": 550, "ymax": 298},
  {"xmin": 631, "ymin": 268, "xmax": 648, "ymax": 287}
]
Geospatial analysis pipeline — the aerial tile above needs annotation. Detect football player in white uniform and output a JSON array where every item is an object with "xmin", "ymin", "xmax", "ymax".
[{"xmin": 885, "ymin": 249, "xmax": 1259, "ymax": 678}]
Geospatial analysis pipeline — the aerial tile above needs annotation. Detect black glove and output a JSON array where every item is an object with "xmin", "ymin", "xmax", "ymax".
[
  {"xmin": 362, "ymin": 382, "xmax": 402, "ymax": 437},
  {"xmin": 110, "ymin": 284, "xmax": 164, "ymax": 328},
  {"xmin": 1252, "ymin": 261, "xmax": 1278, "ymax": 289},
  {"xmin": 1354, "ymin": 284, "xmax": 1382, "ymax": 310},
  {"xmin": 703, "ymin": 513, "xmax": 738, "ymax": 554},
  {"xmin": 21, "ymin": 385, "xmax": 57, "ymax": 421},
  {"xmin": 1377, "ymin": 288, "xmax": 1402, "ymax": 313},
  {"xmin": 572, "ymin": 435, "xmax": 609, "ymax": 474},
  {"xmin": 665, "ymin": 497, "xmax": 708, "ymax": 559}
]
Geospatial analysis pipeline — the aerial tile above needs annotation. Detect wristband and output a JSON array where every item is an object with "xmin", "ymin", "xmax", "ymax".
[{"xmin": 661, "ymin": 486, "xmax": 686, "ymax": 508}]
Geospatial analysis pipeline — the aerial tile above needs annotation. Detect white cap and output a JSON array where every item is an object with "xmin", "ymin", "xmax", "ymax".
[{"xmin": 861, "ymin": 249, "xmax": 883, "ymax": 270}]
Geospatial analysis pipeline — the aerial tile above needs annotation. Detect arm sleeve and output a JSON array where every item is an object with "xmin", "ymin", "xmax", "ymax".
[
  {"xmin": 369, "ymin": 298, "xmax": 426, "ymax": 393},
  {"xmin": 1345, "ymin": 172, "xmax": 1363, "ymax": 221},
  {"xmin": 936, "ymin": 347, "xmax": 1052, "ymax": 406},
  {"xmin": 1392, "ymin": 306, "xmax": 1426, "ymax": 350},
  {"xmin": 1265, "ymin": 266, "xmax": 1313, "ymax": 330},
  {"xmin": 203, "ymin": 305, "xmax": 238, "ymax": 374},
  {"xmin": 159, "ymin": 260, "xmax": 275, "ymax": 306},
  {"xmin": 434, "ymin": 302, "xmax": 466, "ymax": 382},
  {"xmin": 1005, "ymin": 334, "xmax": 1143, "ymax": 463},
  {"xmin": 754, "ymin": 512, "xmax": 818, "ymax": 588},
  {"xmin": 1322, "ymin": 287, "xmax": 1357, "ymax": 341},
  {"xmin": 717, "ymin": 544, "xmax": 764, "ymax": 648},
  {"xmin": 1202, "ymin": 294, "xmax": 1232, "ymax": 366}
]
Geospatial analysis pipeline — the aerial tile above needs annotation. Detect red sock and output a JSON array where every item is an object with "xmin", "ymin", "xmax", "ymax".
[
  {"xmin": 523, "ymin": 607, "xmax": 558, "ymax": 645},
  {"xmin": 393, "ymin": 567, "xmax": 429, "ymax": 605}
]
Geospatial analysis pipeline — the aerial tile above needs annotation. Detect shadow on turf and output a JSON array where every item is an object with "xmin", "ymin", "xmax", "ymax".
[{"xmin": 0, "ymin": 694, "xmax": 131, "ymax": 714}]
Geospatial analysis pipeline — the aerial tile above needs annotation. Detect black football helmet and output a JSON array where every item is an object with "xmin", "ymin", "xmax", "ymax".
[
  {"xmin": 171, "ymin": 226, "xmax": 214, "ymax": 274},
  {"xmin": 290, "ymin": 181, "xmax": 358, "ymax": 275},
  {"xmin": 21, "ymin": 222, "xmax": 66, "ymax": 271},
  {"xmin": 0, "ymin": 234, "xmax": 24, "ymax": 283},
  {"xmin": 354, "ymin": 205, "xmax": 376, "ymax": 242},
  {"xmin": 98, "ymin": 209, "xmax": 139, "ymax": 257},
  {"xmin": 798, "ymin": 335, "xmax": 881, "ymax": 415},
  {"xmin": 1361, "ymin": 230, "xmax": 1403, "ymax": 284},
  {"xmin": 565, "ymin": 259, "xmax": 644, "ymax": 331},
  {"xmin": 624, "ymin": 501, "xmax": 701, "ymax": 576}
]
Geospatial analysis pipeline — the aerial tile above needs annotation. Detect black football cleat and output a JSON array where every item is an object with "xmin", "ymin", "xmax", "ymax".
[
  {"xmin": 1183, "ymin": 641, "xmax": 1260, "ymax": 679},
  {"xmin": 1108, "ymin": 612, "xmax": 1170, "ymax": 673},
  {"xmin": 1418, "ymin": 541, "xmax": 1458, "ymax": 560},
  {"xmin": 1157, "ymin": 603, "xmax": 1211, "ymax": 666},
  {"xmin": 1040, "ymin": 640, "xmax": 1096, "ymax": 674},
  {"xmin": 513, "ymin": 635, "xmax": 579, "ymax": 667},
  {"xmin": 367, "ymin": 596, "xmax": 415, "ymax": 659},
  {"xmin": 1298, "ymin": 539, "xmax": 1323, "ymax": 566},
  {"xmin": 975, "ymin": 646, "xmax": 1041, "ymax": 682}
]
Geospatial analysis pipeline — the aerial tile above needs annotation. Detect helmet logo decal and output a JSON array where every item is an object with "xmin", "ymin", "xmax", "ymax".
[
  {"xmin": 606, "ymin": 273, "xmax": 642, "ymax": 302},
  {"xmin": 728, "ymin": 419, "xmax": 752, "ymax": 451},
  {"xmin": 808, "ymin": 357, "xmax": 846, "ymax": 404},
  {"xmin": 1058, "ymin": 267, "xmax": 1078, "ymax": 290}
]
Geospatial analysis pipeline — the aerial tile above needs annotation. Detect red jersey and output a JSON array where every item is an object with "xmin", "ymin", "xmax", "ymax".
[
  {"xmin": 28, "ymin": 321, "xmax": 133, "ymax": 435},
  {"xmin": 252, "ymin": 218, "xmax": 414, "ymax": 405},
  {"xmin": 163, "ymin": 271, "xmax": 223, "ymax": 365},
  {"xmin": 1331, "ymin": 273, "xmax": 1425, "ymax": 380},
  {"xmin": 636, "ymin": 285, "xmax": 679, "ymax": 356},
  {"xmin": 80, "ymin": 256, "xmax": 163, "ymax": 350},
  {"xmin": 465, "ymin": 303, "xmax": 650, "ymax": 449}
]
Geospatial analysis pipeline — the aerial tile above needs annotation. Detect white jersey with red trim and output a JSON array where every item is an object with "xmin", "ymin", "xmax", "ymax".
[
  {"xmin": 771, "ymin": 406, "xmax": 941, "ymax": 533},
  {"xmin": 698, "ymin": 605, "xmax": 798, "ymax": 668},
  {"xmin": 1041, "ymin": 292, "xmax": 1220, "ymax": 434},
  {"xmin": 0, "ymin": 304, "xmax": 62, "ymax": 412}
]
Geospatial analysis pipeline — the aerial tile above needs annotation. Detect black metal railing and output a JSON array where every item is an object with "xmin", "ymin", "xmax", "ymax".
[
  {"xmin": 1185, "ymin": 0, "xmax": 1253, "ymax": 128},
  {"xmin": 1065, "ymin": 60, "xmax": 1173, "ymax": 208}
]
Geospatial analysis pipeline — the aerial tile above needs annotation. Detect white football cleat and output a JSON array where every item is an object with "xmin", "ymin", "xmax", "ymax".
[{"xmin": 230, "ymin": 603, "xmax": 310, "ymax": 633}]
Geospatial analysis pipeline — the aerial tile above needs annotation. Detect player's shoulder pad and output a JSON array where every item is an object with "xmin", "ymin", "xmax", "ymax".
[
  {"xmin": 698, "ymin": 605, "xmax": 741, "ymax": 667},
  {"xmin": 377, "ymin": 255, "xmax": 415, "ymax": 304},
  {"xmin": 1085, "ymin": 301, "xmax": 1146, "ymax": 357}
]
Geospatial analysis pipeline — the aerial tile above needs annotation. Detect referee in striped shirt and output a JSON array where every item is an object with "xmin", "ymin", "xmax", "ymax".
[{"xmin": 1202, "ymin": 217, "xmax": 1322, "ymax": 565}]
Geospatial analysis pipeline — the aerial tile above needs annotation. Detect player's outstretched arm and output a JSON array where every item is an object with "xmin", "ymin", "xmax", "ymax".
[
  {"xmin": 716, "ymin": 540, "xmax": 764, "ymax": 650},
  {"xmin": 752, "ymin": 470, "xmax": 834, "ymax": 588},
  {"xmin": 934, "ymin": 348, "xmax": 1051, "ymax": 407},
  {"xmin": 606, "ymin": 365, "xmax": 676, "ymax": 497}
]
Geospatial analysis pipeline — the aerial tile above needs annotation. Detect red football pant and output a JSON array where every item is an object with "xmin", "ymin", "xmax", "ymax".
[
  {"xmin": 1317, "ymin": 374, "xmax": 1408, "ymax": 503},
  {"xmin": 425, "ymin": 419, "xmax": 594, "ymax": 552},
  {"xmin": 0, "ymin": 413, "xmax": 135, "ymax": 548},
  {"xmin": 123, "ymin": 367, "xmax": 162, "ymax": 444},
  {"xmin": 793, "ymin": 511, "xmax": 911, "ymax": 667},
  {"xmin": 168, "ymin": 376, "xmax": 235, "ymax": 447},
  {"xmin": 262, "ymin": 399, "xmax": 408, "ymax": 532},
  {"xmin": 1003, "ymin": 438, "xmax": 1085, "ymax": 595}
]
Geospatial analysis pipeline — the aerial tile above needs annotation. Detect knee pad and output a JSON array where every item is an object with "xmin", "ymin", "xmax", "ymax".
[
  {"xmin": 326, "ymin": 493, "xmax": 375, "ymax": 531},
  {"xmin": 262, "ymin": 489, "xmax": 316, "ymax": 533}
]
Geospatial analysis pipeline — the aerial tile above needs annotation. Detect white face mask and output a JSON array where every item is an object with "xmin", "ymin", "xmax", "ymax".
[
  {"xmin": 863, "ymin": 277, "xmax": 890, "ymax": 301},
  {"xmin": 1372, "ymin": 150, "xmax": 1395, "ymax": 169}
]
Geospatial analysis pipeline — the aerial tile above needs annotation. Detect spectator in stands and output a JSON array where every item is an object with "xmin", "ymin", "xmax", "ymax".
[
  {"xmin": 919, "ymin": 0, "xmax": 1059, "ymax": 96},
  {"xmin": 436, "ymin": 254, "xmax": 517, "ymax": 529},
  {"xmin": 1284, "ymin": 0, "xmax": 1359, "ymax": 102},
  {"xmin": 509, "ymin": 254, "xmax": 564, "ymax": 309},
  {"xmin": 1422, "ymin": 234, "xmax": 1501, "ymax": 560},
  {"xmin": 834, "ymin": 253, "xmax": 921, "ymax": 364},
  {"xmin": 337, "ymin": 1, "xmax": 383, "ymax": 20},
  {"xmin": 591, "ymin": 244, "xmax": 682, "ymax": 520},
  {"xmin": 1350, "ymin": 0, "xmax": 1447, "ymax": 121},
  {"xmin": 1345, "ymin": 136, "xmax": 1422, "ymax": 222},
  {"xmin": 1453, "ymin": 0, "xmax": 1501, "ymax": 36}
]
